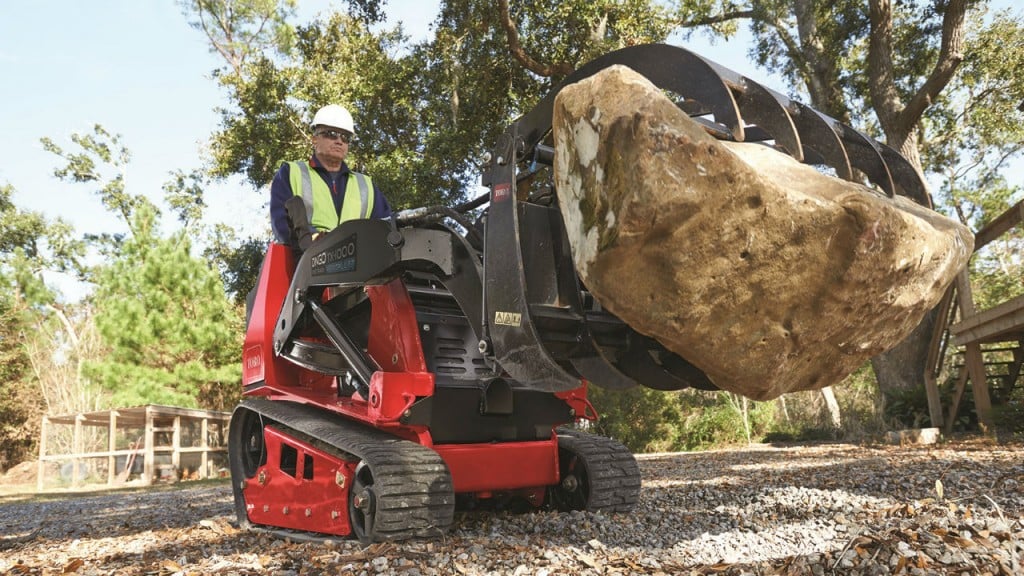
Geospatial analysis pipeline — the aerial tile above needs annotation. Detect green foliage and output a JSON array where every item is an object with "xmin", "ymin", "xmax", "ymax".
[
  {"xmin": 202, "ymin": 12, "xmax": 451, "ymax": 209},
  {"xmin": 924, "ymin": 10, "xmax": 1024, "ymax": 313},
  {"xmin": 588, "ymin": 385, "xmax": 687, "ymax": 452},
  {"xmin": 163, "ymin": 169, "xmax": 209, "ymax": 229},
  {"xmin": 0, "ymin": 293, "xmax": 42, "ymax": 470},
  {"xmin": 677, "ymin": 391, "xmax": 775, "ymax": 451},
  {"xmin": 0, "ymin": 183, "xmax": 87, "ymax": 304},
  {"xmin": 203, "ymin": 224, "xmax": 269, "ymax": 306},
  {"xmin": 923, "ymin": 9, "xmax": 1024, "ymax": 224},
  {"xmin": 41, "ymin": 125, "xmax": 143, "ymax": 230},
  {"xmin": 589, "ymin": 362, "xmax": 931, "ymax": 452},
  {"xmin": 178, "ymin": 0, "xmax": 298, "ymax": 75},
  {"xmin": 0, "ymin": 181, "xmax": 105, "ymax": 468},
  {"xmin": 86, "ymin": 204, "xmax": 243, "ymax": 410},
  {"xmin": 186, "ymin": 0, "xmax": 738, "ymax": 209},
  {"xmin": 589, "ymin": 386, "xmax": 777, "ymax": 452}
]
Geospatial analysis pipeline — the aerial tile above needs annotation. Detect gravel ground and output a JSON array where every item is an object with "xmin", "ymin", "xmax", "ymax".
[{"xmin": 1, "ymin": 440, "xmax": 1021, "ymax": 575}]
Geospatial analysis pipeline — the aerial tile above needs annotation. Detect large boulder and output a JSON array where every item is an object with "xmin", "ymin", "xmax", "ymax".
[{"xmin": 552, "ymin": 65, "xmax": 973, "ymax": 400}]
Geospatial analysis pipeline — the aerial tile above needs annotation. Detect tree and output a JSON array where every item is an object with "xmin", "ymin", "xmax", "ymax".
[
  {"xmin": 41, "ymin": 125, "xmax": 140, "ymax": 242},
  {"xmin": 923, "ymin": 9, "xmax": 1024, "ymax": 308},
  {"xmin": 0, "ymin": 293, "xmax": 40, "ymax": 471},
  {"xmin": 203, "ymin": 223, "xmax": 270, "ymax": 306},
  {"xmin": 184, "ymin": 0, "xmax": 738, "ymax": 206},
  {"xmin": 0, "ymin": 182, "xmax": 98, "ymax": 467},
  {"xmin": 179, "ymin": 0, "xmax": 297, "ymax": 77},
  {"xmin": 86, "ymin": 203, "xmax": 243, "ymax": 410},
  {"xmin": 43, "ymin": 127, "xmax": 245, "ymax": 410}
]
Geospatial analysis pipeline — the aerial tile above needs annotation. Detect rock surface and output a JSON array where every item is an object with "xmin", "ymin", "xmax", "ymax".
[{"xmin": 553, "ymin": 65, "xmax": 973, "ymax": 399}]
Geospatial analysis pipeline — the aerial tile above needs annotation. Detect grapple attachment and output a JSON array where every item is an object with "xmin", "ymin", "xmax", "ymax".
[{"xmin": 480, "ymin": 44, "xmax": 933, "ymax": 394}]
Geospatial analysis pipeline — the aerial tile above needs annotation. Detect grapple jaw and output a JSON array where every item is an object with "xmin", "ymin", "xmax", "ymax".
[{"xmin": 481, "ymin": 43, "xmax": 933, "ymax": 393}]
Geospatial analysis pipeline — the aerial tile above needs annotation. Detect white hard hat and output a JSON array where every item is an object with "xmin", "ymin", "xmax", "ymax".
[{"xmin": 311, "ymin": 104, "xmax": 354, "ymax": 133}]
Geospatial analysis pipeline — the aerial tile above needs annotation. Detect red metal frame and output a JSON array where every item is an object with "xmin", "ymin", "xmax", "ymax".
[
  {"xmin": 243, "ymin": 425, "xmax": 356, "ymax": 536},
  {"xmin": 556, "ymin": 383, "xmax": 598, "ymax": 422},
  {"xmin": 241, "ymin": 243, "xmax": 590, "ymax": 508},
  {"xmin": 243, "ymin": 243, "xmax": 299, "ymax": 391},
  {"xmin": 434, "ymin": 439, "xmax": 559, "ymax": 493}
]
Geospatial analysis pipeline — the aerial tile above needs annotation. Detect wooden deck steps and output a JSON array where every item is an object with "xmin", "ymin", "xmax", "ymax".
[{"xmin": 925, "ymin": 200, "xmax": 1024, "ymax": 432}]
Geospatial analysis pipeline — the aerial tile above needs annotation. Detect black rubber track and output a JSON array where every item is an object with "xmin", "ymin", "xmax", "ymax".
[
  {"xmin": 230, "ymin": 398, "xmax": 454, "ymax": 542},
  {"xmin": 552, "ymin": 428, "xmax": 641, "ymax": 512}
]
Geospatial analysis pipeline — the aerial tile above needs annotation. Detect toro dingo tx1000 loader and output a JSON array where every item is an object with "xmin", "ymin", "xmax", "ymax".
[{"xmin": 230, "ymin": 44, "xmax": 933, "ymax": 543}]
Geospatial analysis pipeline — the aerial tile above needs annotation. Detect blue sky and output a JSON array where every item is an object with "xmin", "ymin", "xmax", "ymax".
[
  {"xmin": 1, "ymin": 1, "xmax": 1020, "ymax": 300},
  {"xmin": 0, "ymin": 0, "xmax": 438, "ymax": 300},
  {"xmin": 0, "ymin": 0, "xmax": 439, "ymax": 246},
  {"xmin": 1, "ymin": 1, "xmax": 258, "ymax": 240}
]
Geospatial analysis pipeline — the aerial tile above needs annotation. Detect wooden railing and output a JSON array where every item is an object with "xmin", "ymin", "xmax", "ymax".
[{"xmin": 925, "ymin": 200, "xmax": 1024, "ymax": 431}]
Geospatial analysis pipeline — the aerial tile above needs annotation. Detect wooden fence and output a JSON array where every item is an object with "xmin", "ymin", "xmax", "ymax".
[{"xmin": 37, "ymin": 405, "xmax": 230, "ymax": 490}]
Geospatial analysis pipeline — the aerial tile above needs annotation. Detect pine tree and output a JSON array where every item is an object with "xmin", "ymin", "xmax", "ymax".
[{"xmin": 86, "ymin": 203, "xmax": 243, "ymax": 410}]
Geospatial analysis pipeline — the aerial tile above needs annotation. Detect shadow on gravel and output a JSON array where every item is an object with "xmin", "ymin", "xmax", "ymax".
[{"xmin": 0, "ymin": 483, "xmax": 234, "ymax": 548}]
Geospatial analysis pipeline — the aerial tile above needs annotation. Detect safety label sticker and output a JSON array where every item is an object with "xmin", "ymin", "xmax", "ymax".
[{"xmin": 494, "ymin": 311, "xmax": 522, "ymax": 327}]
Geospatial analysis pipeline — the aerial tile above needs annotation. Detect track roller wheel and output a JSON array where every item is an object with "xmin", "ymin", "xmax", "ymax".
[{"xmin": 547, "ymin": 429, "xmax": 641, "ymax": 513}]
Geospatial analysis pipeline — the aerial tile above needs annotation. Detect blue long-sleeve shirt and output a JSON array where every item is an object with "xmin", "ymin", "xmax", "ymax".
[{"xmin": 270, "ymin": 155, "xmax": 393, "ymax": 243}]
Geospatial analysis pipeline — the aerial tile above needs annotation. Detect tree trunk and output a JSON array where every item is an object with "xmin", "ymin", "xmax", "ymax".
[
  {"xmin": 871, "ymin": 308, "xmax": 938, "ymax": 397},
  {"xmin": 820, "ymin": 386, "xmax": 842, "ymax": 428},
  {"xmin": 778, "ymin": 395, "xmax": 790, "ymax": 423},
  {"xmin": 865, "ymin": 0, "xmax": 967, "ymax": 398}
]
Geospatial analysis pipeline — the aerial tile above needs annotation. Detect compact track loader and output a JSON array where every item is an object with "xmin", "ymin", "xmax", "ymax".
[{"xmin": 229, "ymin": 44, "xmax": 931, "ymax": 542}]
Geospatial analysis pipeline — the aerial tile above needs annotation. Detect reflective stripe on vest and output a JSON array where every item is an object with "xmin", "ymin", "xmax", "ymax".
[{"xmin": 289, "ymin": 161, "xmax": 374, "ymax": 231}]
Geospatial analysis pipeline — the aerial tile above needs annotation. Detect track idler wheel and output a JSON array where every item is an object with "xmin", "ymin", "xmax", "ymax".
[
  {"xmin": 349, "ymin": 461, "xmax": 379, "ymax": 544},
  {"xmin": 238, "ymin": 410, "xmax": 266, "ymax": 477},
  {"xmin": 228, "ymin": 407, "xmax": 267, "ymax": 529},
  {"xmin": 547, "ymin": 430, "xmax": 641, "ymax": 513}
]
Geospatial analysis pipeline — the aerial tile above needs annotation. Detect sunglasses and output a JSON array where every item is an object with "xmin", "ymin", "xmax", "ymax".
[{"xmin": 316, "ymin": 129, "xmax": 352, "ymax": 143}]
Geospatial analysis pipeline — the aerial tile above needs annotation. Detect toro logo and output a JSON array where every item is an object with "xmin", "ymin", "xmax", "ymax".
[
  {"xmin": 311, "ymin": 233, "xmax": 357, "ymax": 275},
  {"xmin": 243, "ymin": 345, "xmax": 264, "ymax": 381},
  {"xmin": 493, "ymin": 183, "xmax": 511, "ymax": 202}
]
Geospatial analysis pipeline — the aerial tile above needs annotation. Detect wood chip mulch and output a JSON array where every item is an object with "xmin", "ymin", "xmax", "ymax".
[{"xmin": 1, "ymin": 439, "xmax": 1021, "ymax": 575}]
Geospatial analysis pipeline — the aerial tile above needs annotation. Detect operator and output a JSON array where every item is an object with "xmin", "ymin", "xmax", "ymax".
[{"xmin": 270, "ymin": 104, "xmax": 392, "ymax": 250}]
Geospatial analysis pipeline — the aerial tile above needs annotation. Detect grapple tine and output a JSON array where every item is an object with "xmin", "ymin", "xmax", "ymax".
[
  {"xmin": 789, "ymin": 103, "xmax": 853, "ymax": 181},
  {"xmin": 697, "ymin": 58, "xmax": 804, "ymax": 161},
  {"xmin": 879, "ymin": 144, "xmax": 932, "ymax": 207},
  {"xmin": 519, "ymin": 44, "xmax": 745, "ymax": 147},
  {"xmin": 733, "ymin": 79, "xmax": 804, "ymax": 160},
  {"xmin": 831, "ymin": 123, "xmax": 897, "ymax": 198},
  {"xmin": 656, "ymin": 45, "xmax": 745, "ymax": 141}
]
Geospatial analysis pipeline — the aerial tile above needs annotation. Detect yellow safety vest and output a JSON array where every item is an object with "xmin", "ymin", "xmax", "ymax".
[{"xmin": 288, "ymin": 161, "xmax": 374, "ymax": 231}]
